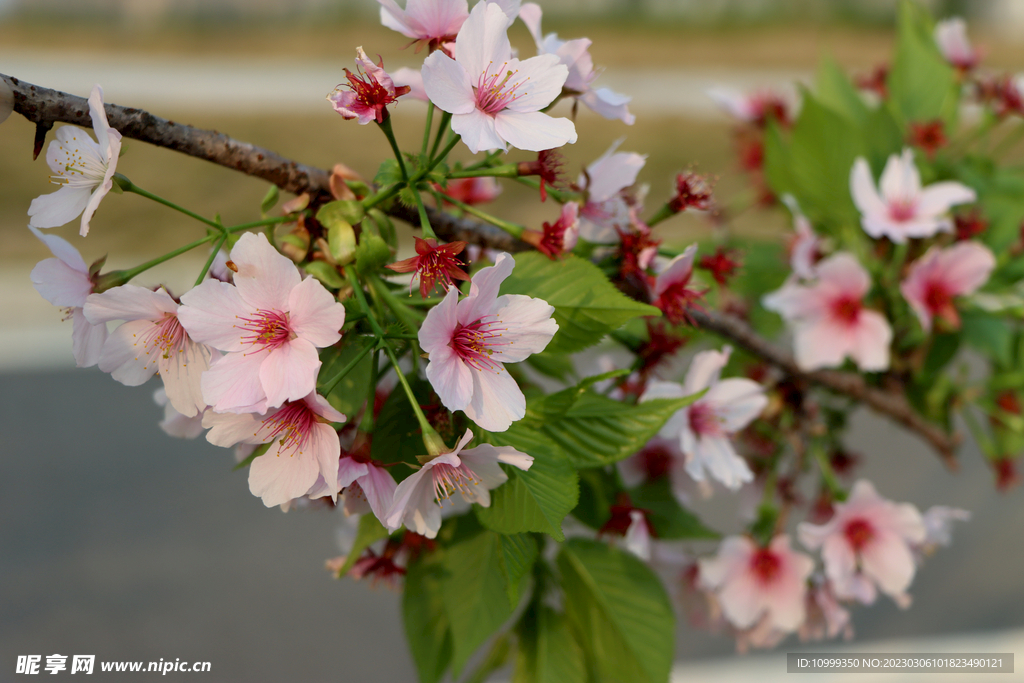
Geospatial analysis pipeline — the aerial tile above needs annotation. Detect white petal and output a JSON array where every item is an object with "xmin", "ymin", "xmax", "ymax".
[
  {"xmin": 879, "ymin": 148, "xmax": 921, "ymax": 202},
  {"xmin": 201, "ymin": 350, "xmax": 269, "ymax": 414},
  {"xmin": 455, "ymin": 1, "xmax": 513, "ymax": 82},
  {"xmin": 203, "ymin": 409, "xmax": 263, "ymax": 448},
  {"xmin": 707, "ymin": 379, "xmax": 767, "ymax": 431},
  {"xmin": 83, "ymin": 285, "xmax": 177, "ymax": 324},
  {"xmin": 463, "ymin": 366, "xmax": 525, "ymax": 432},
  {"xmin": 493, "ymin": 109, "xmax": 577, "ymax": 152},
  {"xmin": 71, "ymin": 307, "xmax": 107, "ymax": 368},
  {"xmin": 230, "ymin": 232, "xmax": 301, "ymax": 312},
  {"xmin": 28, "ymin": 225, "xmax": 88, "ymax": 272},
  {"xmin": 31, "ymin": 257, "xmax": 92, "ymax": 308},
  {"xmin": 98, "ymin": 319, "xmax": 162, "ymax": 385},
  {"xmin": 682, "ymin": 346, "xmax": 731, "ymax": 395},
  {"xmin": 159, "ymin": 336, "xmax": 213, "ymax": 418},
  {"xmin": 248, "ymin": 440, "xmax": 322, "ymax": 508},
  {"xmin": 916, "ymin": 181, "xmax": 976, "ymax": 217},
  {"xmin": 849, "ymin": 157, "xmax": 887, "ymax": 220},
  {"xmin": 419, "ymin": 285, "xmax": 460, "ymax": 354},
  {"xmin": 452, "ymin": 110, "xmax": 505, "ymax": 154},
  {"xmin": 579, "ymin": 87, "xmax": 635, "ymax": 125},
  {"xmin": 518, "ymin": 1, "xmax": 544, "ymax": 48},
  {"xmin": 421, "ymin": 51, "xmax": 475, "ymax": 115},
  {"xmin": 28, "ymin": 185, "xmax": 93, "ymax": 229},
  {"xmin": 488, "ymin": 294, "xmax": 557, "ymax": 363},
  {"xmin": 502, "ymin": 54, "xmax": 567, "ymax": 112},
  {"xmin": 458, "ymin": 250, "xmax": 514, "ymax": 325},
  {"xmin": 426, "ymin": 344, "xmax": 474, "ymax": 411}
]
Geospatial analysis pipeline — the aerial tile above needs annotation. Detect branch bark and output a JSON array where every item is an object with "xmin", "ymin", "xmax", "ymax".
[{"xmin": 3, "ymin": 73, "xmax": 960, "ymax": 464}]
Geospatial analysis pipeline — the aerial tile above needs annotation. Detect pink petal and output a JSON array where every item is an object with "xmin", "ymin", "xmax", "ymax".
[
  {"xmin": 583, "ymin": 141, "xmax": 646, "ymax": 203},
  {"xmin": 793, "ymin": 319, "xmax": 855, "ymax": 370},
  {"xmin": 385, "ymin": 465, "xmax": 441, "ymax": 536},
  {"xmin": 248, "ymin": 440, "xmax": 322, "ymax": 508},
  {"xmin": 653, "ymin": 244, "xmax": 697, "ymax": 299},
  {"xmin": 29, "ymin": 225, "xmax": 87, "ymax": 273},
  {"xmin": 579, "ymin": 87, "xmax": 635, "ymax": 125},
  {"xmin": 201, "ymin": 350, "xmax": 269, "ymax": 414},
  {"xmin": 305, "ymin": 391, "xmax": 347, "ymax": 424},
  {"xmin": 378, "ymin": 0, "xmax": 417, "ymax": 38},
  {"xmin": 502, "ymin": 54, "xmax": 567, "ymax": 112},
  {"xmin": 158, "ymin": 336, "xmax": 212, "ymax": 418},
  {"xmin": 98, "ymin": 319, "xmax": 161, "ymax": 385},
  {"xmin": 860, "ymin": 529, "xmax": 918, "ymax": 598},
  {"xmin": 682, "ymin": 346, "xmax": 731, "ymax": 395},
  {"xmin": 259, "ymin": 338, "xmax": 321, "ymax": 409},
  {"xmin": 457, "ymin": 444, "xmax": 511, "ymax": 490},
  {"xmin": 816, "ymin": 252, "xmax": 870, "ymax": 299},
  {"xmin": 83, "ymin": 285, "xmax": 177, "ymax": 324},
  {"xmin": 850, "ymin": 310, "xmax": 892, "ymax": 372},
  {"xmin": 458, "ymin": 251, "xmax": 514, "ymax": 325},
  {"xmin": 72, "ymin": 307, "xmax": 107, "ymax": 368},
  {"xmin": 28, "ymin": 185, "xmax": 94, "ymax": 230},
  {"xmin": 879, "ymin": 149, "xmax": 921, "ymax": 202},
  {"xmin": 230, "ymin": 232, "xmax": 301, "ymax": 312},
  {"xmin": 418, "ymin": 285, "xmax": 460, "ymax": 354},
  {"xmin": 691, "ymin": 434, "xmax": 753, "ymax": 490},
  {"xmin": 79, "ymin": 131, "xmax": 120, "ymax": 237},
  {"xmin": 421, "ymin": 51, "xmax": 475, "ymax": 114},
  {"xmin": 359, "ymin": 463, "xmax": 399, "ymax": 524},
  {"xmin": 203, "ymin": 410, "xmax": 262, "ymax": 448},
  {"xmin": 518, "ymin": 2, "xmax": 543, "ymax": 47},
  {"xmin": 707, "ymin": 378, "xmax": 768, "ymax": 431},
  {"xmin": 177, "ymin": 280, "xmax": 252, "ymax": 353},
  {"xmin": 849, "ymin": 157, "xmax": 887, "ymax": 220},
  {"xmin": 452, "ymin": 110, "xmax": 506, "ymax": 153},
  {"xmin": 392, "ymin": 66, "xmax": 428, "ymax": 102},
  {"xmin": 312, "ymin": 424, "xmax": 342, "ymax": 501},
  {"xmin": 454, "ymin": 1, "xmax": 512, "ymax": 82},
  {"xmin": 940, "ymin": 242, "xmax": 995, "ymax": 295},
  {"xmin": 493, "ymin": 109, "xmax": 577, "ymax": 152},
  {"xmin": 31, "ymin": 257, "xmax": 92, "ymax": 308},
  {"xmin": 426, "ymin": 344, "xmax": 474, "ymax": 411},
  {"xmin": 338, "ymin": 457, "xmax": 370, "ymax": 489},
  {"xmin": 88, "ymin": 84, "xmax": 112, "ymax": 159},
  {"xmin": 916, "ymin": 181, "xmax": 976, "ymax": 217},
  {"xmin": 488, "ymin": 294, "xmax": 557, "ymax": 363},
  {"xmin": 464, "ymin": 366, "xmax": 525, "ymax": 432},
  {"xmin": 287, "ymin": 276, "xmax": 345, "ymax": 347}
]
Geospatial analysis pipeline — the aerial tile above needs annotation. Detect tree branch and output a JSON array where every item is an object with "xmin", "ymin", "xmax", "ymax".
[
  {"xmin": 1, "ymin": 73, "xmax": 521, "ymax": 252},
  {"xmin": 4, "ymin": 73, "xmax": 959, "ymax": 464}
]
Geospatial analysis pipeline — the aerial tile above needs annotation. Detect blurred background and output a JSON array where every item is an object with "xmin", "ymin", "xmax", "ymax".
[{"xmin": 2, "ymin": 0, "xmax": 1024, "ymax": 681}]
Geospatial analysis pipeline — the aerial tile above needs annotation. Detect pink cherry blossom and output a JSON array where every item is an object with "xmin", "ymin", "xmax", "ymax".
[
  {"xmin": 640, "ymin": 346, "xmax": 767, "ymax": 491},
  {"xmin": 376, "ymin": 0, "xmax": 468, "ymax": 50},
  {"xmin": 29, "ymin": 85, "xmax": 122, "ymax": 237},
  {"xmin": 28, "ymin": 225, "xmax": 107, "ymax": 367},
  {"xmin": 178, "ymin": 232, "xmax": 347, "ymax": 414},
  {"xmin": 781, "ymin": 195, "xmax": 823, "ymax": 280},
  {"xmin": 900, "ymin": 242, "xmax": 995, "ymax": 333},
  {"xmin": 204, "ymin": 392, "xmax": 346, "ymax": 508},
  {"xmin": 328, "ymin": 47, "xmax": 411, "ymax": 125},
  {"xmin": 850, "ymin": 149, "xmax": 976, "ymax": 243},
  {"xmin": 338, "ymin": 456, "xmax": 398, "ymax": 524},
  {"xmin": 707, "ymin": 87, "xmax": 793, "ymax": 128},
  {"xmin": 649, "ymin": 244, "xmax": 701, "ymax": 326},
  {"xmin": 935, "ymin": 17, "xmax": 979, "ymax": 71},
  {"xmin": 762, "ymin": 252, "xmax": 892, "ymax": 372},
  {"xmin": 437, "ymin": 176, "xmax": 502, "ymax": 205},
  {"xmin": 392, "ymin": 67, "xmax": 429, "ymax": 102},
  {"xmin": 421, "ymin": 1, "xmax": 576, "ymax": 154},
  {"xmin": 524, "ymin": 200, "xmax": 579, "ymax": 258},
  {"xmin": 618, "ymin": 437, "xmax": 713, "ymax": 507},
  {"xmin": 84, "ymin": 284, "xmax": 213, "ymax": 417},
  {"xmin": 419, "ymin": 251, "xmax": 558, "ymax": 432},
  {"xmin": 153, "ymin": 388, "xmax": 205, "ymax": 440},
  {"xmin": 698, "ymin": 534, "xmax": 814, "ymax": 634},
  {"xmin": 798, "ymin": 575, "xmax": 853, "ymax": 642},
  {"xmin": 518, "ymin": 2, "xmax": 635, "ymax": 124},
  {"xmin": 577, "ymin": 139, "xmax": 646, "ymax": 243},
  {"xmin": 798, "ymin": 480, "xmax": 926, "ymax": 608},
  {"xmin": 383, "ymin": 429, "xmax": 533, "ymax": 538}
]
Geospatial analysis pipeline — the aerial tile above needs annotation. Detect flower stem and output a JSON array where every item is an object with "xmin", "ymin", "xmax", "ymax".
[
  {"xmin": 812, "ymin": 443, "xmax": 847, "ymax": 502},
  {"xmin": 345, "ymin": 268, "xmax": 446, "ymax": 454},
  {"xmin": 412, "ymin": 189, "xmax": 438, "ymax": 240},
  {"xmin": 377, "ymin": 116, "xmax": 409, "ymax": 182},
  {"xmin": 195, "ymin": 234, "xmax": 227, "ymax": 286},
  {"xmin": 318, "ymin": 340, "xmax": 376, "ymax": 396},
  {"xmin": 512, "ymin": 176, "xmax": 577, "ymax": 203},
  {"xmin": 433, "ymin": 191, "xmax": 524, "ymax": 238},
  {"xmin": 421, "ymin": 104, "xmax": 435, "ymax": 157},
  {"xmin": 447, "ymin": 164, "xmax": 519, "ymax": 180},
  {"xmin": 646, "ymin": 204, "xmax": 675, "ymax": 228},
  {"xmin": 114, "ymin": 174, "xmax": 221, "ymax": 230},
  {"xmin": 430, "ymin": 111, "xmax": 452, "ymax": 161}
]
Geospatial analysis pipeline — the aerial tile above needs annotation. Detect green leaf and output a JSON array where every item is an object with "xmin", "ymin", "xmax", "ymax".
[
  {"xmin": 260, "ymin": 184, "xmax": 280, "ymax": 215},
  {"xmin": 533, "ymin": 392, "xmax": 699, "ymax": 468},
  {"xmin": 333, "ymin": 514, "xmax": 389, "ymax": 577},
  {"xmin": 557, "ymin": 539, "xmax": 675, "ymax": 683},
  {"xmin": 476, "ymin": 424, "xmax": 579, "ymax": 541},
  {"xmin": 356, "ymin": 232, "xmax": 392, "ymax": 273},
  {"xmin": 371, "ymin": 376, "xmax": 434, "ymax": 482},
  {"xmin": 921, "ymin": 332, "xmax": 961, "ymax": 377},
  {"xmin": 328, "ymin": 219, "xmax": 357, "ymax": 265},
  {"xmin": 630, "ymin": 477, "xmax": 719, "ymax": 540},
  {"xmin": 815, "ymin": 57, "xmax": 869, "ymax": 125},
  {"xmin": 887, "ymin": 0, "xmax": 958, "ymax": 130},
  {"xmin": 302, "ymin": 260, "xmax": 346, "ymax": 289},
  {"xmin": 367, "ymin": 207, "xmax": 397, "ymax": 249},
  {"xmin": 375, "ymin": 158, "xmax": 404, "ymax": 188},
  {"xmin": 572, "ymin": 467, "xmax": 622, "ymax": 530},
  {"xmin": 441, "ymin": 530, "xmax": 515, "ymax": 677},
  {"xmin": 496, "ymin": 534, "xmax": 539, "ymax": 608},
  {"xmin": 962, "ymin": 311, "xmax": 1014, "ymax": 366},
  {"xmin": 404, "ymin": 556, "xmax": 453, "ymax": 683},
  {"xmin": 319, "ymin": 338, "xmax": 374, "ymax": 416},
  {"xmin": 499, "ymin": 252, "xmax": 661, "ymax": 354},
  {"xmin": 514, "ymin": 606, "xmax": 586, "ymax": 683},
  {"xmin": 525, "ymin": 351, "xmax": 576, "ymax": 382}
]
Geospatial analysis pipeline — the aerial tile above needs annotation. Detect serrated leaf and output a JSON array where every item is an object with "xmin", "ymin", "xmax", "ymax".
[
  {"xmin": 557, "ymin": 539, "xmax": 675, "ymax": 683},
  {"xmin": 404, "ymin": 556, "xmax": 453, "ymax": 683},
  {"xmin": 356, "ymin": 232, "xmax": 392, "ymax": 273},
  {"xmin": 572, "ymin": 467, "xmax": 622, "ymax": 530},
  {"xmin": 303, "ymin": 260, "xmax": 346, "ymax": 289},
  {"xmin": 630, "ymin": 477, "xmax": 719, "ymax": 540},
  {"xmin": 375, "ymin": 158, "xmax": 404, "ymax": 188},
  {"xmin": 441, "ymin": 530, "xmax": 515, "ymax": 677},
  {"xmin": 496, "ymin": 534, "xmax": 539, "ymax": 608},
  {"xmin": 476, "ymin": 424, "xmax": 579, "ymax": 541},
  {"xmin": 334, "ymin": 514, "xmax": 388, "ymax": 577},
  {"xmin": 367, "ymin": 207, "xmax": 397, "ymax": 249},
  {"xmin": 514, "ymin": 606, "xmax": 586, "ymax": 683},
  {"xmin": 499, "ymin": 252, "xmax": 661, "ymax": 354},
  {"xmin": 534, "ymin": 393, "xmax": 700, "ymax": 468},
  {"xmin": 525, "ymin": 351, "xmax": 576, "ymax": 382}
]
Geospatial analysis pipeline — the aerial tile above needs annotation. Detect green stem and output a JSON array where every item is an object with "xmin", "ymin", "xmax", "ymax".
[
  {"xmin": 812, "ymin": 444, "xmax": 846, "ymax": 502},
  {"xmin": 646, "ymin": 204, "xmax": 676, "ymax": 228},
  {"xmin": 422, "ymin": 104, "xmax": 435, "ymax": 157},
  {"xmin": 412, "ymin": 189, "xmax": 438, "ymax": 240},
  {"xmin": 227, "ymin": 215, "xmax": 295, "ymax": 233},
  {"xmin": 318, "ymin": 341, "xmax": 376, "ymax": 396},
  {"xmin": 433, "ymin": 191, "xmax": 524, "ymax": 238},
  {"xmin": 378, "ymin": 116, "xmax": 409, "ymax": 181},
  {"xmin": 115, "ymin": 174, "xmax": 220, "ymax": 230},
  {"xmin": 430, "ymin": 111, "xmax": 452, "ymax": 161},
  {"xmin": 461, "ymin": 151, "xmax": 502, "ymax": 172},
  {"xmin": 104, "ymin": 233, "xmax": 217, "ymax": 289},
  {"xmin": 512, "ymin": 176, "xmax": 578, "ymax": 204},
  {"xmin": 195, "ymin": 234, "xmax": 228, "ymax": 286},
  {"xmin": 447, "ymin": 164, "xmax": 519, "ymax": 180},
  {"xmin": 345, "ymin": 269, "xmax": 446, "ymax": 454},
  {"xmin": 360, "ymin": 132, "xmax": 461, "ymax": 211},
  {"xmin": 383, "ymin": 333, "xmax": 420, "ymax": 340}
]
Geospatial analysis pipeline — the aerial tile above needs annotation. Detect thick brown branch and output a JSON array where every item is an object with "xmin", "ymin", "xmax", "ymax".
[
  {"xmin": 1, "ymin": 73, "xmax": 521, "ymax": 251},
  {"xmin": 4, "ymin": 73, "xmax": 958, "ymax": 462},
  {"xmin": 689, "ymin": 308, "xmax": 960, "ymax": 467}
]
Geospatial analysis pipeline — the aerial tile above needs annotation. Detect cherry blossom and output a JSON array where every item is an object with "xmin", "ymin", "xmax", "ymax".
[
  {"xmin": 935, "ymin": 17, "xmax": 979, "ymax": 71},
  {"xmin": 698, "ymin": 247, "xmax": 741, "ymax": 287},
  {"xmin": 900, "ymin": 242, "xmax": 995, "ymax": 333},
  {"xmin": 204, "ymin": 392, "xmax": 346, "ymax": 508},
  {"xmin": 577, "ymin": 140, "xmax": 646, "ymax": 243},
  {"xmin": 649, "ymin": 244, "xmax": 702, "ymax": 325},
  {"xmin": 153, "ymin": 388, "xmax": 205, "ymax": 440},
  {"xmin": 419, "ymin": 251, "xmax": 558, "ymax": 432},
  {"xmin": 421, "ymin": 1, "xmax": 576, "ymax": 154},
  {"xmin": 782, "ymin": 197, "xmax": 823, "ymax": 280},
  {"xmin": 518, "ymin": 2, "xmax": 635, "ymax": 124},
  {"xmin": 391, "ymin": 67, "xmax": 428, "ymax": 101},
  {"xmin": 517, "ymin": 148, "xmax": 565, "ymax": 202},
  {"xmin": 178, "ymin": 232, "xmax": 347, "ymax": 414},
  {"xmin": 707, "ymin": 87, "xmax": 792, "ymax": 128},
  {"xmin": 797, "ymin": 480, "xmax": 926, "ymax": 608},
  {"xmin": 437, "ymin": 176, "xmax": 502, "ymax": 205},
  {"xmin": 384, "ymin": 429, "xmax": 533, "ymax": 538},
  {"xmin": 698, "ymin": 534, "xmax": 814, "ymax": 634},
  {"xmin": 641, "ymin": 346, "xmax": 767, "ymax": 490},
  {"xmin": 328, "ymin": 47, "xmax": 410, "ymax": 124},
  {"xmin": 28, "ymin": 226, "xmax": 107, "ymax": 367},
  {"xmin": 798, "ymin": 575, "xmax": 853, "ymax": 642},
  {"xmin": 28, "ymin": 85, "xmax": 122, "ymax": 237},
  {"xmin": 850, "ymin": 148, "xmax": 976, "ymax": 243},
  {"xmin": 376, "ymin": 0, "xmax": 468, "ymax": 52},
  {"xmin": 523, "ymin": 201, "xmax": 579, "ymax": 258},
  {"xmin": 762, "ymin": 252, "xmax": 892, "ymax": 372},
  {"xmin": 386, "ymin": 236, "xmax": 470, "ymax": 297},
  {"xmin": 84, "ymin": 284, "xmax": 212, "ymax": 417},
  {"xmin": 669, "ymin": 171, "xmax": 714, "ymax": 213}
]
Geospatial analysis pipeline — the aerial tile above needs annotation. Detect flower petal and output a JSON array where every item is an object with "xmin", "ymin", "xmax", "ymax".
[
  {"xmin": 178, "ymin": 280, "xmax": 252, "ymax": 353},
  {"xmin": 422, "ymin": 51, "xmax": 475, "ymax": 114},
  {"xmin": 98, "ymin": 319, "xmax": 162, "ymax": 385},
  {"xmin": 158, "ymin": 336, "xmax": 213, "ymax": 418},
  {"xmin": 287, "ymin": 276, "xmax": 346, "ymax": 347},
  {"xmin": 259, "ymin": 338, "xmax": 321, "ymax": 409},
  {"xmin": 425, "ymin": 343, "xmax": 474, "ymax": 412},
  {"xmin": 83, "ymin": 284, "xmax": 177, "ymax": 324},
  {"xmin": 248, "ymin": 439, "xmax": 322, "ymax": 508},
  {"xmin": 28, "ymin": 185, "xmax": 94, "ymax": 230},
  {"xmin": 455, "ymin": 1, "xmax": 512, "ymax": 82},
  {"xmin": 502, "ymin": 54, "xmax": 567, "ymax": 112},
  {"xmin": 230, "ymin": 232, "xmax": 301, "ymax": 311},
  {"xmin": 71, "ymin": 307, "xmax": 107, "ymax": 368},
  {"xmin": 464, "ymin": 366, "xmax": 525, "ymax": 431},
  {"xmin": 451, "ymin": 110, "xmax": 505, "ymax": 154},
  {"xmin": 488, "ymin": 294, "xmax": 557, "ymax": 363},
  {"xmin": 201, "ymin": 349, "xmax": 269, "ymax": 414},
  {"xmin": 493, "ymin": 109, "xmax": 577, "ymax": 152},
  {"xmin": 458, "ymin": 251, "xmax": 514, "ymax": 325},
  {"xmin": 419, "ymin": 285, "xmax": 460, "ymax": 354}
]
